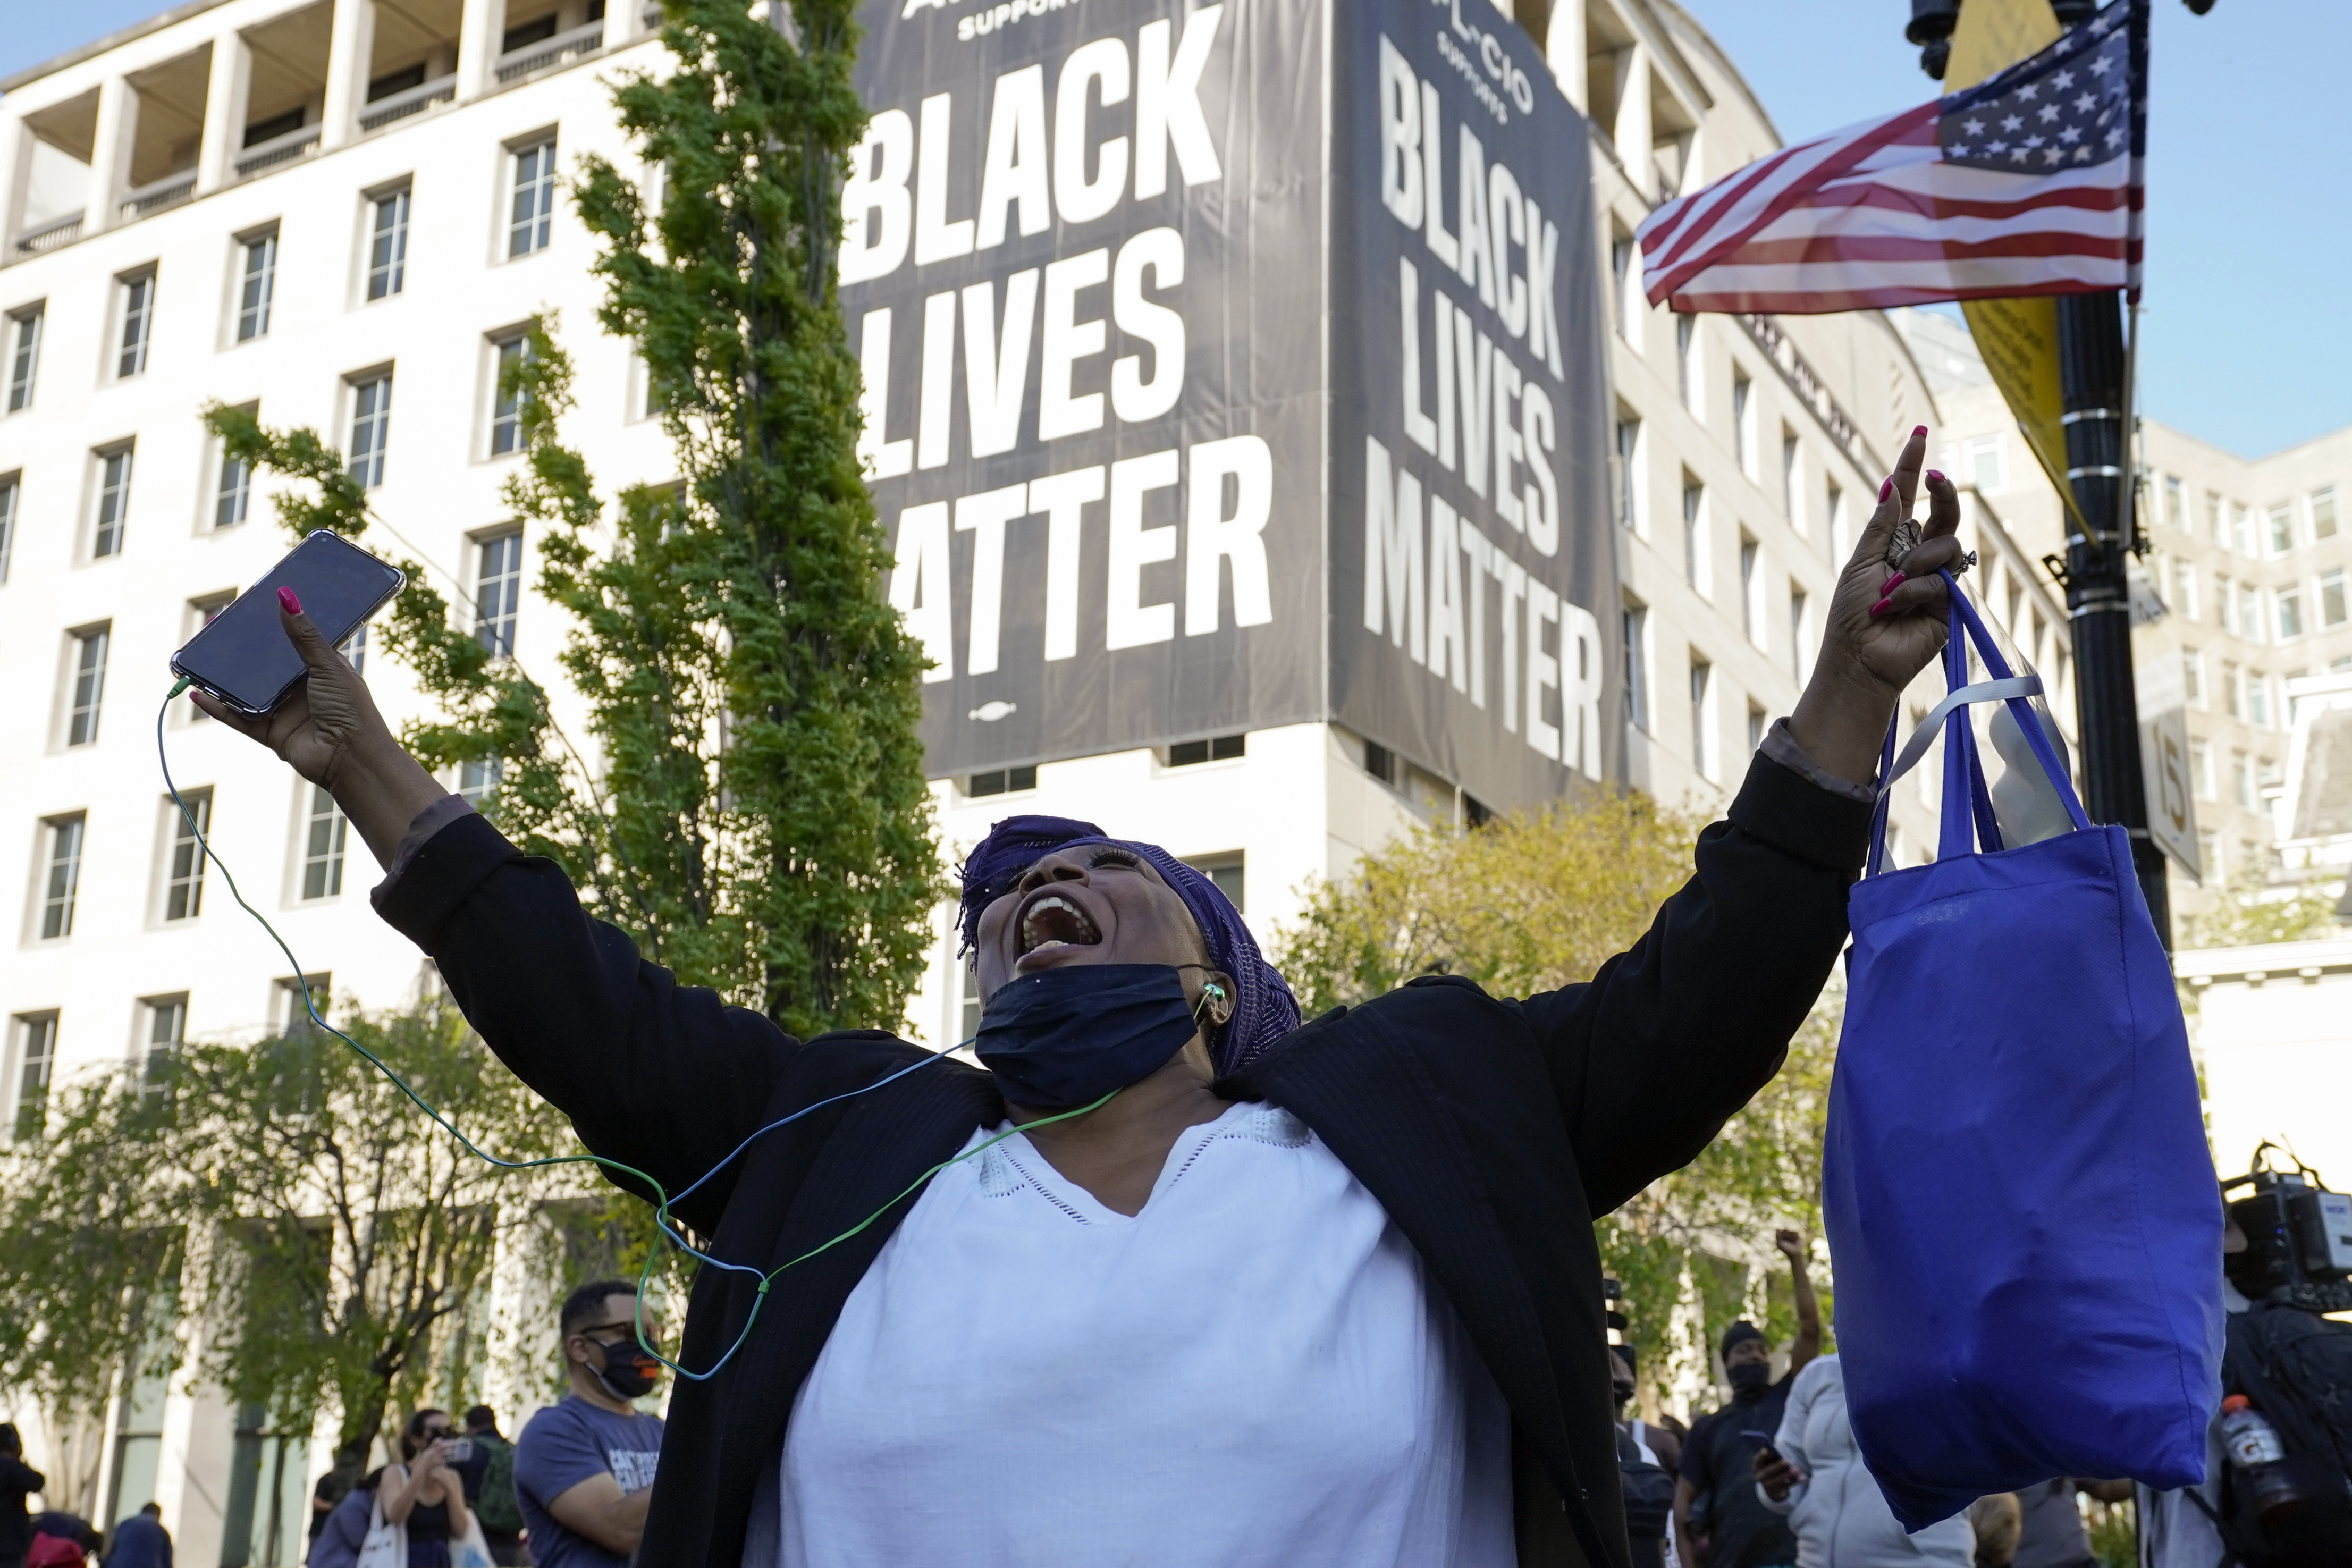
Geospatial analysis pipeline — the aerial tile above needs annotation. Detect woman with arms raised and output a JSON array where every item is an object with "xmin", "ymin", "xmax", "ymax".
[{"xmin": 200, "ymin": 433, "xmax": 1965, "ymax": 1568}]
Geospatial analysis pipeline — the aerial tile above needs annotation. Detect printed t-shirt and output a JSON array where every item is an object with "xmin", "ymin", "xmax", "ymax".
[{"xmin": 515, "ymin": 1395, "xmax": 663, "ymax": 1568}]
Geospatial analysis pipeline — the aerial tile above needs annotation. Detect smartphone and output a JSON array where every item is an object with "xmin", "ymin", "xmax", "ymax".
[
  {"xmin": 1741, "ymin": 1430, "xmax": 1781, "ymax": 1462},
  {"xmin": 441, "ymin": 1438, "xmax": 474, "ymax": 1465},
  {"xmin": 172, "ymin": 532, "xmax": 405, "ymax": 715}
]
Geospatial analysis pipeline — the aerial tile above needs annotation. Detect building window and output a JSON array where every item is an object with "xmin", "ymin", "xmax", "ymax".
[
  {"xmin": 1781, "ymin": 434, "xmax": 1801, "ymax": 525},
  {"xmin": 95, "ymin": 447, "xmax": 133, "ymax": 557},
  {"xmin": 275, "ymin": 974, "xmax": 330, "ymax": 1035},
  {"xmin": 509, "ymin": 139, "xmax": 559, "ymax": 257},
  {"xmin": 2221, "ymin": 660, "xmax": 2241, "ymax": 718},
  {"xmin": 1731, "ymin": 372, "xmax": 1753, "ymax": 473},
  {"xmin": 458, "ymin": 756, "xmax": 502, "ymax": 805},
  {"xmin": 2267, "ymin": 503, "xmax": 2295, "ymax": 557},
  {"xmin": 2182, "ymin": 647, "xmax": 2204, "ymax": 707},
  {"xmin": 2171, "ymin": 560, "xmax": 2198, "ymax": 621},
  {"xmin": 2314, "ymin": 487, "xmax": 2339, "ymax": 542},
  {"xmin": 2248, "ymin": 672, "xmax": 2271, "ymax": 729},
  {"xmin": 7, "ymin": 306, "xmax": 41, "ymax": 412},
  {"xmin": 1609, "ymin": 235, "xmax": 1633, "ymax": 339},
  {"xmin": 2189, "ymin": 739, "xmax": 2212, "ymax": 800},
  {"xmin": 0, "ymin": 473, "xmax": 16, "ymax": 584},
  {"xmin": 2233, "ymin": 503, "xmax": 2256, "ymax": 559},
  {"xmin": 165, "ymin": 789, "xmax": 209, "ymax": 921},
  {"xmin": 490, "ymin": 333, "xmax": 531, "ymax": 454},
  {"xmin": 2231, "ymin": 749, "xmax": 2252, "ymax": 808},
  {"xmin": 1615, "ymin": 417, "xmax": 1641, "ymax": 532},
  {"xmin": 1675, "ymin": 315, "xmax": 1696, "ymax": 411},
  {"xmin": 1789, "ymin": 585, "xmax": 1809, "ymax": 683},
  {"xmin": 2237, "ymin": 580, "xmax": 2261, "ymax": 642},
  {"xmin": 1739, "ymin": 536, "xmax": 1760, "ymax": 646},
  {"xmin": 1682, "ymin": 478, "xmax": 1707, "ymax": 593},
  {"xmin": 12, "ymin": 1014, "xmax": 57, "ymax": 1139},
  {"xmin": 348, "ymin": 374, "xmax": 393, "ymax": 488},
  {"xmin": 1688, "ymin": 656, "xmax": 1713, "ymax": 779},
  {"xmin": 2278, "ymin": 589, "xmax": 2303, "ymax": 642},
  {"xmin": 368, "ymin": 188, "xmax": 411, "ymax": 300},
  {"xmin": 1363, "ymin": 741, "xmax": 1397, "ymax": 784},
  {"xmin": 2164, "ymin": 474, "xmax": 2184, "ymax": 529},
  {"xmin": 1168, "ymin": 734, "xmax": 1245, "ymax": 767},
  {"xmin": 235, "ymin": 233, "xmax": 277, "ymax": 342},
  {"xmin": 1622, "ymin": 601, "xmax": 1649, "ymax": 731},
  {"xmin": 1963, "ymin": 434, "xmax": 2005, "ymax": 494},
  {"xmin": 2323, "ymin": 569, "xmax": 2347, "ymax": 630},
  {"xmin": 117, "ymin": 274, "xmax": 154, "ymax": 378},
  {"xmin": 39, "ymin": 816, "xmax": 83, "ymax": 939},
  {"xmin": 1825, "ymin": 479, "xmax": 1846, "ymax": 561},
  {"xmin": 215, "ymin": 436, "xmax": 252, "ymax": 528},
  {"xmin": 67, "ymin": 626, "xmax": 109, "ymax": 746},
  {"xmin": 2205, "ymin": 492, "xmax": 2225, "ymax": 546},
  {"xmin": 300, "ymin": 785, "xmax": 348, "ymax": 900},
  {"xmin": 339, "ymin": 624, "xmax": 368, "ymax": 675},
  {"xmin": 2213, "ymin": 573, "xmax": 2231, "ymax": 627},
  {"xmin": 141, "ymin": 997, "xmax": 185, "ymax": 1091},
  {"xmin": 474, "ymin": 532, "xmax": 524, "ymax": 657},
  {"xmin": 1181, "ymin": 852, "xmax": 1245, "ymax": 912}
]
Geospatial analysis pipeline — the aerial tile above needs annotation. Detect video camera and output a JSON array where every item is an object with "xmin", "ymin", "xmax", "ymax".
[{"xmin": 2223, "ymin": 1144, "xmax": 2352, "ymax": 1312}]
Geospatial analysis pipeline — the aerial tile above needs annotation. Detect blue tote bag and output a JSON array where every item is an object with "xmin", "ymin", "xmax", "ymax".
[{"xmin": 1822, "ymin": 576, "xmax": 2222, "ymax": 1530}]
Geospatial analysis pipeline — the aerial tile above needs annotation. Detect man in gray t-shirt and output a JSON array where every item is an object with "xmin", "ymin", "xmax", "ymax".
[{"xmin": 515, "ymin": 1281, "xmax": 668, "ymax": 1568}]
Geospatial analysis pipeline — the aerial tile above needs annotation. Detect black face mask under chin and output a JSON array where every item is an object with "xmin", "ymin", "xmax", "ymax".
[
  {"xmin": 1727, "ymin": 1360, "xmax": 1773, "ymax": 1402},
  {"xmin": 974, "ymin": 964, "xmax": 1210, "ymax": 1111}
]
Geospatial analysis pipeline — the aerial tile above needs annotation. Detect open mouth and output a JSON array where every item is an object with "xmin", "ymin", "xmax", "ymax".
[{"xmin": 1017, "ymin": 891, "xmax": 1102, "ymax": 956}]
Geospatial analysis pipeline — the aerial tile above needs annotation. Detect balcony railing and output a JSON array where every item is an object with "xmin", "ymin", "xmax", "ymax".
[
  {"xmin": 642, "ymin": 3, "xmax": 663, "ymax": 25},
  {"xmin": 495, "ymin": 20, "xmax": 604, "ymax": 81},
  {"xmin": 359, "ymin": 73, "xmax": 458, "ymax": 132},
  {"xmin": 120, "ymin": 171, "xmax": 197, "ymax": 220},
  {"xmin": 14, "ymin": 213, "xmax": 83, "ymax": 255},
  {"xmin": 235, "ymin": 123, "xmax": 322, "ymax": 178}
]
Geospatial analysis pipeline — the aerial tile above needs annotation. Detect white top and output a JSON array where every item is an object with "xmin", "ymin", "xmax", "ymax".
[
  {"xmin": 779, "ymin": 1100, "xmax": 1515, "ymax": 1568},
  {"xmin": 1763, "ymin": 1355, "xmax": 1976, "ymax": 1568}
]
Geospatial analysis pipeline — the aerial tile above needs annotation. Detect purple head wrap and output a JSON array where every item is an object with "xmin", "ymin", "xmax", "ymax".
[{"xmin": 957, "ymin": 814, "xmax": 1301, "ymax": 1074}]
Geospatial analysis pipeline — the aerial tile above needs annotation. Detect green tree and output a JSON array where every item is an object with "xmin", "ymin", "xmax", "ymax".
[
  {"xmin": 1273, "ymin": 795, "xmax": 1839, "ymax": 1405},
  {"xmin": 2178, "ymin": 861, "xmax": 2342, "ymax": 949},
  {"xmin": 0, "ymin": 1000, "xmax": 578, "ymax": 1478},
  {"xmin": 204, "ymin": 0, "xmax": 940, "ymax": 1032}
]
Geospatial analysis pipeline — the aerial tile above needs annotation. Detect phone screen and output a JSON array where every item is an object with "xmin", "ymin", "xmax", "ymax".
[{"xmin": 172, "ymin": 532, "xmax": 405, "ymax": 713}]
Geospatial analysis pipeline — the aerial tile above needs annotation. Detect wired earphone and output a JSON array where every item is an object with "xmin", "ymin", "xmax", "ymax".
[{"xmin": 157, "ymin": 678, "xmax": 1227, "ymax": 1382}]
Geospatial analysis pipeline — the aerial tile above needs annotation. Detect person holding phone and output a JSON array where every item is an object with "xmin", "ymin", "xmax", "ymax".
[
  {"xmin": 1754, "ymin": 1355, "xmax": 1974, "ymax": 1567},
  {"xmin": 1674, "ymin": 1232, "xmax": 1820, "ymax": 1568},
  {"xmin": 196, "ymin": 441, "xmax": 1972, "ymax": 1568},
  {"xmin": 383, "ymin": 1410, "xmax": 474, "ymax": 1568}
]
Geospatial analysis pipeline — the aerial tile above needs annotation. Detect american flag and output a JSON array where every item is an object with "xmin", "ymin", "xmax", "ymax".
[{"xmin": 1636, "ymin": 0, "xmax": 2146, "ymax": 315}]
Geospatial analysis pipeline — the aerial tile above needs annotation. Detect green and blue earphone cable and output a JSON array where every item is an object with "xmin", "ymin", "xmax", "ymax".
[{"xmin": 156, "ymin": 680, "xmax": 1122, "ymax": 1381}]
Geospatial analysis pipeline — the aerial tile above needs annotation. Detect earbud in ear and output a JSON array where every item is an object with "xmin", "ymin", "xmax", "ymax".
[{"xmin": 1204, "ymin": 982, "xmax": 1226, "ymax": 999}]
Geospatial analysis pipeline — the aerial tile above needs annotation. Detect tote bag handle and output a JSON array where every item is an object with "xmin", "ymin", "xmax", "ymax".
[{"xmin": 1865, "ymin": 572, "xmax": 2090, "ymax": 876}]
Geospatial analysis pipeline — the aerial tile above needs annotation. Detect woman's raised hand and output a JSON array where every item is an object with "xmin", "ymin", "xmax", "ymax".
[
  {"xmin": 191, "ymin": 591, "xmax": 446, "ymax": 865},
  {"xmin": 1786, "ymin": 425, "xmax": 1966, "ymax": 786}
]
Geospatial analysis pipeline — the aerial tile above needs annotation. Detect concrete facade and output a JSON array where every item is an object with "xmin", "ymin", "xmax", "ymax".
[{"xmin": 1, "ymin": 0, "xmax": 1970, "ymax": 1554}]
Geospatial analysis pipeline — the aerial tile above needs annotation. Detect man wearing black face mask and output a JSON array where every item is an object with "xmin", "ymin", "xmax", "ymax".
[
  {"xmin": 516, "ymin": 1280, "xmax": 668, "ymax": 1568},
  {"xmin": 1674, "ymin": 1232, "xmax": 1820, "ymax": 1568}
]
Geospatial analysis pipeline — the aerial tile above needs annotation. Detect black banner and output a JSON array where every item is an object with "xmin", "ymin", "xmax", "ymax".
[
  {"xmin": 845, "ymin": 0, "xmax": 1612, "ymax": 809},
  {"xmin": 846, "ymin": 0, "xmax": 1328, "ymax": 777},
  {"xmin": 1328, "ymin": 0, "xmax": 1618, "ymax": 805}
]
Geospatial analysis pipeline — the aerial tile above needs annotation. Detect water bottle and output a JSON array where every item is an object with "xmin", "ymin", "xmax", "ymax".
[{"xmin": 2219, "ymin": 1395, "xmax": 2309, "ymax": 1522}]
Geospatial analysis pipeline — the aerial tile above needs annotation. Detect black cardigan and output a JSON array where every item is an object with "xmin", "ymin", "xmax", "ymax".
[{"xmin": 376, "ymin": 752, "xmax": 1869, "ymax": 1568}]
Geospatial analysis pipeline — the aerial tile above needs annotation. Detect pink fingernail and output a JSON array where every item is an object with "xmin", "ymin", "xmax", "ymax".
[
  {"xmin": 1926, "ymin": 470, "xmax": 1945, "ymax": 485},
  {"xmin": 1869, "ymin": 598, "xmax": 1892, "ymax": 619},
  {"xmin": 278, "ymin": 586, "xmax": 302, "ymax": 615},
  {"xmin": 1879, "ymin": 478, "xmax": 1893, "ymax": 501},
  {"xmin": 1880, "ymin": 572, "xmax": 1907, "ymax": 595},
  {"xmin": 1913, "ymin": 425, "xmax": 1928, "ymax": 437}
]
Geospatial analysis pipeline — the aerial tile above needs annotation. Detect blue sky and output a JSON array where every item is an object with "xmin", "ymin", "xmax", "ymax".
[{"xmin": 8, "ymin": 1, "xmax": 2344, "ymax": 457}]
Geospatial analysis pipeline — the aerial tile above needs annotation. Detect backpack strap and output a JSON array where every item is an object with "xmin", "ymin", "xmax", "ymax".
[
  {"xmin": 2225, "ymin": 1308, "xmax": 2333, "ymax": 1460},
  {"xmin": 2180, "ymin": 1484, "xmax": 2248, "ymax": 1568}
]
